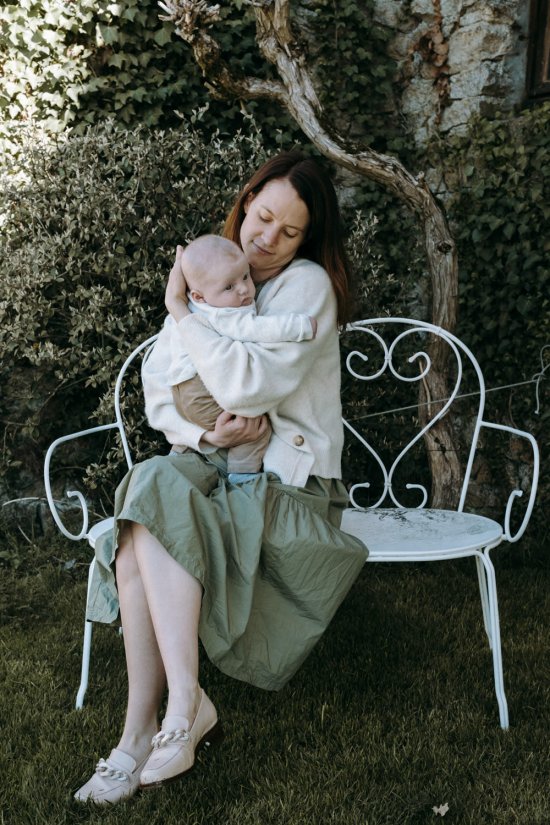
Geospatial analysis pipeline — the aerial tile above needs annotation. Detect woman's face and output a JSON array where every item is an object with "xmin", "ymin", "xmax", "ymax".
[{"xmin": 240, "ymin": 178, "xmax": 310, "ymax": 283}]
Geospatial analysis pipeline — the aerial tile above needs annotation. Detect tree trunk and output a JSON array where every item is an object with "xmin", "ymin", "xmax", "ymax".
[{"xmin": 159, "ymin": 0, "xmax": 462, "ymax": 507}]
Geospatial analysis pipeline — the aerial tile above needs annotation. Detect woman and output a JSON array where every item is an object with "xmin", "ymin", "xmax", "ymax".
[{"xmin": 76, "ymin": 150, "xmax": 368, "ymax": 805}]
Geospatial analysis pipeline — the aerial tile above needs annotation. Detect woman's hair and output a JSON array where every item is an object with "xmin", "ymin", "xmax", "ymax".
[{"xmin": 224, "ymin": 150, "xmax": 352, "ymax": 328}]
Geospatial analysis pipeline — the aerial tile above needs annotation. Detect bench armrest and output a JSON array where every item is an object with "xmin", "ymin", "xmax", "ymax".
[
  {"xmin": 465, "ymin": 422, "xmax": 540, "ymax": 543},
  {"xmin": 43, "ymin": 335, "xmax": 158, "ymax": 541},
  {"xmin": 43, "ymin": 423, "xmax": 123, "ymax": 541}
]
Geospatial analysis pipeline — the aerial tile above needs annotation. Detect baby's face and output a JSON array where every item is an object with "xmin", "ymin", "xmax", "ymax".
[{"xmin": 191, "ymin": 253, "xmax": 256, "ymax": 308}]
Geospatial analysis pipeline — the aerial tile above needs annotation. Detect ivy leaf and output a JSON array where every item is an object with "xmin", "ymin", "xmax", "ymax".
[
  {"xmin": 97, "ymin": 24, "xmax": 119, "ymax": 45},
  {"xmin": 40, "ymin": 29, "xmax": 60, "ymax": 47},
  {"xmin": 153, "ymin": 27, "xmax": 173, "ymax": 46}
]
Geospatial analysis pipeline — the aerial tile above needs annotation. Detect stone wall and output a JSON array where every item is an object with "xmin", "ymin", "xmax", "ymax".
[{"xmin": 373, "ymin": 0, "xmax": 529, "ymax": 145}]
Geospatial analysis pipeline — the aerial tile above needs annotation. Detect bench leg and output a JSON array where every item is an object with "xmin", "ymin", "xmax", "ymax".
[
  {"xmin": 75, "ymin": 558, "xmax": 96, "ymax": 710},
  {"xmin": 76, "ymin": 620, "xmax": 93, "ymax": 710},
  {"xmin": 475, "ymin": 555, "xmax": 492, "ymax": 648},
  {"xmin": 478, "ymin": 550, "xmax": 509, "ymax": 730}
]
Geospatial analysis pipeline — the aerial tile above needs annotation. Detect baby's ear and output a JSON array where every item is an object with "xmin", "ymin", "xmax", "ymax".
[{"xmin": 189, "ymin": 289, "xmax": 205, "ymax": 303}]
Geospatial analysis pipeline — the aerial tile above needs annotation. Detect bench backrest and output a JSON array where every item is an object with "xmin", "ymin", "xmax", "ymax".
[{"xmin": 340, "ymin": 318, "xmax": 488, "ymax": 512}]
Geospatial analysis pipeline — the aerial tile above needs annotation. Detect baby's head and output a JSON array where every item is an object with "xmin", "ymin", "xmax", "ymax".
[{"xmin": 181, "ymin": 235, "xmax": 255, "ymax": 309}]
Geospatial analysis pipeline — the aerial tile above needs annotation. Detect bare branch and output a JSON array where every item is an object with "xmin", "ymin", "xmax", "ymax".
[
  {"xmin": 158, "ymin": 0, "xmax": 221, "ymax": 43},
  {"xmin": 252, "ymin": 0, "xmax": 295, "ymax": 57},
  {"xmin": 159, "ymin": 0, "xmax": 286, "ymax": 102}
]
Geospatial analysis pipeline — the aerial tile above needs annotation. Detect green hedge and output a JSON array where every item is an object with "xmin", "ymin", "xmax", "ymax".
[
  {"xmin": 0, "ymin": 119, "xmax": 387, "ymax": 505},
  {"xmin": 0, "ymin": 0, "xmax": 236, "ymax": 132},
  {"xmin": 0, "ymin": 119, "xmax": 267, "ymax": 499}
]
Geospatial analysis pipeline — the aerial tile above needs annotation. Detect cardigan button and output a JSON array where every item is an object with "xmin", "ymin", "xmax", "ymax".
[{"xmin": 293, "ymin": 435, "xmax": 305, "ymax": 447}]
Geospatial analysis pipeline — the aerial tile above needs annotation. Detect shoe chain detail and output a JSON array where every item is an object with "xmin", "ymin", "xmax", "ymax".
[
  {"xmin": 95, "ymin": 758, "xmax": 129, "ymax": 783},
  {"xmin": 151, "ymin": 729, "xmax": 191, "ymax": 749},
  {"xmin": 139, "ymin": 690, "xmax": 220, "ymax": 788},
  {"xmin": 75, "ymin": 746, "xmax": 153, "ymax": 804}
]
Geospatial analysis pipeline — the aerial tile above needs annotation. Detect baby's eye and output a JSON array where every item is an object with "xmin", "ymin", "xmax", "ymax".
[
  {"xmin": 243, "ymin": 273, "xmax": 248, "ymax": 280},
  {"xmin": 224, "ymin": 284, "xmax": 233, "ymax": 291}
]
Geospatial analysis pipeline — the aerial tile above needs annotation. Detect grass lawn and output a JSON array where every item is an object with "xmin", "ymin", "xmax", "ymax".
[{"xmin": 1, "ymin": 532, "xmax": 548, "ymax": 825}]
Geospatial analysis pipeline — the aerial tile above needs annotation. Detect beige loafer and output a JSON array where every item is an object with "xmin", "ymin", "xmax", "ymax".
[
  {"xmin": 140, "ymin": 690, "xmax": 222, "ymax": 788},
  {"xmin": 74, "ymin": 747, "xmax": 151, "ymax": 805}
]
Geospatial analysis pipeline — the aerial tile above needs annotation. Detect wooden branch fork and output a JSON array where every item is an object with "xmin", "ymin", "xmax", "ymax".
[{"xmin": 158, "ymin": 0, "xmax": 462, "ymax": 506}]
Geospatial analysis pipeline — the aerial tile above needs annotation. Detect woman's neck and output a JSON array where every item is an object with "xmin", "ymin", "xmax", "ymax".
[{"xmin": 251, "ymin": 264, "xmax": 286, "ymax": 285}]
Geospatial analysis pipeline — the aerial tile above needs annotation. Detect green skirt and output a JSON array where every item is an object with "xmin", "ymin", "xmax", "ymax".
[{"xmin": 87, "ymin": 450, "xmax": 368, "ymax": 691}]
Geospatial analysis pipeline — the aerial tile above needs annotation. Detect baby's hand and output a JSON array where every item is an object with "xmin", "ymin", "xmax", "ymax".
[
  {"xmin": 165, "ymin": 245, "xmax": 190, "ymax": 321},
  {"xmin": 308, "ymin": 317, "xmax": 318, "ymax": 339},
  {"xmin": 204, "ymin": 411, "xmax": 269, "ymax": 448}
]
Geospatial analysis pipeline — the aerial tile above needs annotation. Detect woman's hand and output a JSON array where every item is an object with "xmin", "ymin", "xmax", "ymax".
[
  {"xmin": 165, "ymin": 245, "xmax": 191, "ymax": 322},
  {"xmin": 201, "ymin": 411, "xmax": 269, "ymax": 448}
]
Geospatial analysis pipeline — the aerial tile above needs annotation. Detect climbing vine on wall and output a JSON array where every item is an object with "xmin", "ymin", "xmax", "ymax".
[
  {"xmin": 0, "ymin": 1, "xmax": 400, "ymax": 147},
  {"xmin": 435, "ymin": 104, "xmax": 549, "ymax": 389},
  {"xmin": 0, "ymin": 0, "xmax": 206, "ymax": 133}
]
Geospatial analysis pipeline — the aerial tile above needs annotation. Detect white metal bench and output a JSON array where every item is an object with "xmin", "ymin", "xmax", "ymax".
[{"xmin": 44, "ymin": 319, "xmax": 539, "ymax": 728}]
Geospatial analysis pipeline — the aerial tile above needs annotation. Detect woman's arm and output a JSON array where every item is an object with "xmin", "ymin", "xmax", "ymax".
[
  {"xmin": 143, "ymin": 319, "xmax": 268, "ymax": 450},
  {"xmin": 174, "ymin": 260, "xmax": 337, "ymax": 417},
  {"xmin": 142, "ymin": 320, "xmax": 207, "ymax": 450}
]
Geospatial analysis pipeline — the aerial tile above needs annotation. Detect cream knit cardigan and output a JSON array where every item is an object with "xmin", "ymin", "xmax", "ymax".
[{"xmin": 142, "ymin": 258, "xmax": 344, "ymax": 487}]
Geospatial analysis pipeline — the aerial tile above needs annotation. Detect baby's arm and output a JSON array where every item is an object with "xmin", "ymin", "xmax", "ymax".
[{"xmin": 208, "ymin": 306, "xmax": 317, "ymax": 343}]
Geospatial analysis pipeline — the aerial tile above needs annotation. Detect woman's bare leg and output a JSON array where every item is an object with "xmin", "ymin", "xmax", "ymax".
[
  {"xmin": 115, "ymin": 525, "xmax": 166, "ymax": 761},
  {"xmin": 113, "ymin": 520, "xmax": 203, "ymax": 753},
  {"xmin": 75, "ymin": 521, "xmax": 206, "ymax": 802},
  {"xmin": 130, "ymin": 522, "xmax": 203, "ymax": 724}
]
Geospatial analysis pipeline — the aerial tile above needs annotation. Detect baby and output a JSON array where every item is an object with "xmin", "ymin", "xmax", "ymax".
[{"xmin": 166, "ymin": 234, "xmax": 317, "ymax": 483}]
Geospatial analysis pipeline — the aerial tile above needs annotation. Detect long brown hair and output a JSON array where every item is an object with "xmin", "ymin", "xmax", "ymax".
[{"xmin": 224, "ymin": 150, "xmax": 352, "ymax": 328}]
